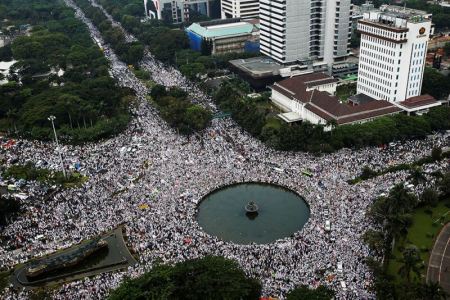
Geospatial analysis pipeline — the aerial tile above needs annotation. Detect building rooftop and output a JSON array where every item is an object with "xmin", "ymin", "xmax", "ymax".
[
  {"xmin": 379, "ymin": 5, "xmax": 430, "ymax": 19},
  {"xmin": 272, "ymin": 74, "xmax": 402, "ymax": 125},
  {"xmin": 187, "ymin": 19, "xmax": 257, "ymax": 39},
  {"xmin": 360, "ymin": 4, "xmax": 432, "ymax": 31},
  {"xmin": 394, "ymin": 94, "xmax": 441, "ymax": 112},
  {"xmin": 272, "ymin": 73, "xmax": 338, "ymax": 102},
  {"xmin": 399, "ymin": 94, "xmax": 437, "ymax": 107},
  {"xmin": 229, "ymin": 56, "xmax": 282, "ymax": 78},
  {"xmin": 348, "ymin": 93, "xmax": 376, "ymax": 105}
]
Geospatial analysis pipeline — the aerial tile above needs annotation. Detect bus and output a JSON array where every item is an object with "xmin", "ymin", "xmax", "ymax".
[{"xmin": 302, "ymin": 170, "xmax": 313, "ymax": 177}]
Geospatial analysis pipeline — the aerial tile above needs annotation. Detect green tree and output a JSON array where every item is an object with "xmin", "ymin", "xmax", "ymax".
[
  {"xmin": 108, "ymin": 256, "xmax": 261, "ymax": 300},
  {"xmin": 438, "ymin": 172, "xmax": 450, "ymax": 198},
  {"xmin": 363, "ymin": 229, "xmax": 386, "ymax": 257},
  {"xmin": 360, "ymin": 166, "xmax": 378, "ymax": 180},
  {"xmin": 286, "ymin": 285, "xmax": 335, "ymax": 300},
  {"xmin": 184, "ymin": 105, "xmax": 212, "ymax": 133},
  {"xmin": 365, "ymin": 257, "xmax": 397, "ymax": 299},
  {"xmin": 179, "ymin": 63, "xmax": 206, "ymax": 80},
  {"xmin": 444, "ymin": 42, "xmax": 450, "ymax": 57},
  {"xmin": 408, "ymin": 167, "xmax": 427, "ymax": 185},
  {"xmin": 432, "ymin": 147, "xmax": 443, "ymax": 161},
  {"xmin": 416, "ymin": 281, "xmax": 447, "ymax": 300},
  {"xmin": 0, "ymin": 44, "xmax": 13, "ymax": 61},
  {"xmin": 0, "ymin": 195, "xmax": 21, "ymax": 227},
  {"xmin": 420, "ymin": 188, "xmax": 440, "ymax": 207},
  {"xmin": 398, "ymin": 246, "xmax": 423, "ymax": 283},
  {"xmin": 387, "ymin": 184, "xmax": 418, "ymax": 215},
  {"xmin": 421, "ymin": 67, "xmax": 450, "ymax": 100},
  {"xmin": 150, "ymin": 84, "xmax": 167, "ymax": 100},
  {"xmin": 125, "ymin": 42, "xmax": 144, "ymax": 65}
]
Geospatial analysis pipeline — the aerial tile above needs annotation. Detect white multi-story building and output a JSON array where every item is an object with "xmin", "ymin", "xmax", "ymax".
[
  {"xmin": 221, "ymin": 0, "xmax": 259, "ymax": 19},
  {"xmin": 259, "ymin": 0, "xmax": 352, "ymax": 68},
  {"xmin": 148, "ymin": 0, "xmax": 215, "ymax": 23},
  {"xmin": 356, "ymin": 5, "xmax": 432, "ymax": 102}
]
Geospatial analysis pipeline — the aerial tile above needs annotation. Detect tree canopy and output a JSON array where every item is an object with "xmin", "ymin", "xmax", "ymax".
[
  {"xmin": 72, "ymin": 0, "xmax": 145, "ymax": 66},
  {"xmin": 364, "ymin": 170, "xmax": 450, "ymax": 299},
  {"xmin": 108, "ymin": 256, "xmax": 262, "ymax": 300},
  {"xmin": 0, "ymin": 0, "xmax": 133, "ymax": 143},
  {"xmin": 213, "ymin": 79, "xmax": 450, "ymax": 153},
  {"xmin": 286, "ymin": 285, "xmax": 335, "ymax": 300},
  {"xmin": 151, "ymin": 85, "xmax": 212, "ymax": 134}
]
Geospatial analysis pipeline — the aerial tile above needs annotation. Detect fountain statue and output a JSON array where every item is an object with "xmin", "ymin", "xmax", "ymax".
[{"xmin": 245, "ymin": 201, "xmax": 259, "ymax": 219}]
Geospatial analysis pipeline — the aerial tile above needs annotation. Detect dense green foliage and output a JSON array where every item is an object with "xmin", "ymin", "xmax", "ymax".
[
  {"xmin": 214, "ymin": 79, "xmax": 450, "ymax": 153},
  {"xmin": 95, "ymin": 0, "xmax": 189, "ymax": 64},
  {"xmin": 1, "ymin": 162, "xmax": 86, "ymax": 187},
  {"xmin": 71, "ymin": 0, "xmax": 212, "ymax": 133},
  {"xmin": 404, "ymin": 0, "xmax": 450, "ymax": 30},
  {"xmin": 96, "ymin": 0, "xmax": 259, "ymax": 79},
  {"xmin": 0, "ymin": 195, "xmax": 21, "ymax": 227},
  {"xmin": 336, "ymin": 83, "xmax": 357, "ymax": 101},
  {"xmin": 444, "ymin": 42, "xmax": 450, "ymax": 57},
  {"xmin": 97, "ymin": 0, "xmax": 145, "ymax": 18},
  {"xmin": 72, "ymin": 0, "xmax": 144, "ymax": 65},
  {"xmin": 422, "ymin": 67, "xmax": 450, "ymax": 100},
  {"xmin": 150, "ymin": 85, "xmax": 212, "ymax": 134},
  {"xmin": 0, "ymin": 0, "xmax": 133, "ymax": 143},
  {"xmin": 364, "ymin": 172, "xmax": 450, "ymax": 299},
  {"xmin": 286, "ymin": 285, "xmax": 335, "ymax": 300},
  {"xmin": 108, "ymin": 256, "xmax": 262, "ymax": 300},
  {"xmin": 349, "ymin": 148, "xmax": 449, "ymax": 184}
]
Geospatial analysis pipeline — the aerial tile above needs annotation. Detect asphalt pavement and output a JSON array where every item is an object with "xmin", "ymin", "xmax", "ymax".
[{"xmin": 427, "ymin": 222, "xmax": 450, "ymax": 294}]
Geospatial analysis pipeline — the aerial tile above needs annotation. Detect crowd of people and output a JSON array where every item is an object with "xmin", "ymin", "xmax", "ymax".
[{"xmin": 0, "ymin": 0, "xmax": 449, "ymax": 299}]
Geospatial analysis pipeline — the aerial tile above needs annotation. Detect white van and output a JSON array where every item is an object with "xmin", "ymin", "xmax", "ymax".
[
  {"xmin": 325, "ymin": 220, "xmax": 331, "ymax": 232},
  {"xmin": 337, "ymin": 262, "xmax": 343, "ymax": 273}
]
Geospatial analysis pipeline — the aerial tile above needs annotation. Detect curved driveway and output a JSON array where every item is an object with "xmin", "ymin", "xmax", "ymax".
[{"xmin": 427, "ymin": 223, "xmax": 450, "ymax": 294}]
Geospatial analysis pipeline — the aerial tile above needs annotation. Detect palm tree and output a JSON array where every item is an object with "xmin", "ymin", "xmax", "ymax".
[
  {"xmin": 408, "ymin": 167, "xmax": 427, "ymax": 185},
  {"xmin": 388, "ymin": 184, "xmax": 418, "ymax": 215},
  {"xmin": 386, "ymin": 213, "xmax": 412, "ymax": 239},
  {"xmin": 363, "ymin": 229, "xmax": 386, "ymax": 257},
  {"xmin": 439, "ymin": 172, "xmax": 450, "ymax": 198},
  {"xmin": 398, "ymin": 246, "xmax": 423, "ymax": 283},
  {"xmin": 417, "ymin": 281, "xmax": 447, "ymax": 300},
  {"xmin": 6, "ymin": 108, "xmax": 18, "ymax": 133},
  {"xmin": 325, "ymin": 119, "xmax": 338, "ymax": 134}
]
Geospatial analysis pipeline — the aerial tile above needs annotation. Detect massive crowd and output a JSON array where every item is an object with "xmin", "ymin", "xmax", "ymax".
[{"xmin": 0, "ymin": 0, "xmax": 449, "ymax": 299}]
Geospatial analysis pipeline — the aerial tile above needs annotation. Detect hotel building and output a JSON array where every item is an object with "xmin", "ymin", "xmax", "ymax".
[{"xmin": 356, "ymin": 5, "xmax": 432, "ymax": 102}]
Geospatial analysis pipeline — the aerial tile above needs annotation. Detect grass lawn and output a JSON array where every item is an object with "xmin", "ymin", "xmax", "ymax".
[
  {"xmin": 387, "ymin": 200, "xmax": 450, "ymax": 282},
  {"xmin": 335, "ymin": 83, "xmax": 356, "ymax": 101},
  {"xmin": 265, "ymin": 117, "xmax": 282, "ymax": 130}
]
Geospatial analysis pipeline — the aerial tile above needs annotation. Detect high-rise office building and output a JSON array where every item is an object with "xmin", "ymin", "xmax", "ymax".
[
  {"xmin": 259, "ymin": 0, "xmax": 352, "ymax": 67},
  {"xmin": 148, "ymin": 0, "xmax": 216, "ymax": 23},
  {"xmin": 356, "ymin": 5, "xmax": 432, "ymax": 102},
  {"xmin": 221, "ymin": 0, "xmax": 259, "ymax": 19}
]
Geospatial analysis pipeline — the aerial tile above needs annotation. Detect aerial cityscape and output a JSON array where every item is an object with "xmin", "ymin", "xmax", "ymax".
[{"xmin": 0, "ymin": 0, "xmax": 449, "ymax": 299}]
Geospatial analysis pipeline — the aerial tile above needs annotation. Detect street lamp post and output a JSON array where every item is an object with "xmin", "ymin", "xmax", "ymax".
[{"xmin": 48, "ymin": 115, "xmax": 67, "ymax": 178}]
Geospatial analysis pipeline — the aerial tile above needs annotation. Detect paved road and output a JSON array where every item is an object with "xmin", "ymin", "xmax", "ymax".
[{"xmin": 427, "ymin": 222, "xmax": 450, "ymax": 293}]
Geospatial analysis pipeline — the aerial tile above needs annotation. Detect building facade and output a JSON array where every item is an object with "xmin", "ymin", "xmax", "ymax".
[
  {"xmin": 186, "ymin": 19, "xmax": 259, "ymax": 54},
  {"xmin": 356, "ymin": 5, "xmax": 432, "ymax": 102},
  {"xmin": 269, "ymin": 73, "xmax": 402, "ymax": 129},
  {"xmin": 221, "ymin": 0, "xmax": 259, "ymax": 19},
  {"xmin": 149, "ymin": 0, "xmax": 216, "ymax": 23},
  {"xmin": 259, "ymin": 0, "xmax": 352, "ymax": 68}
]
